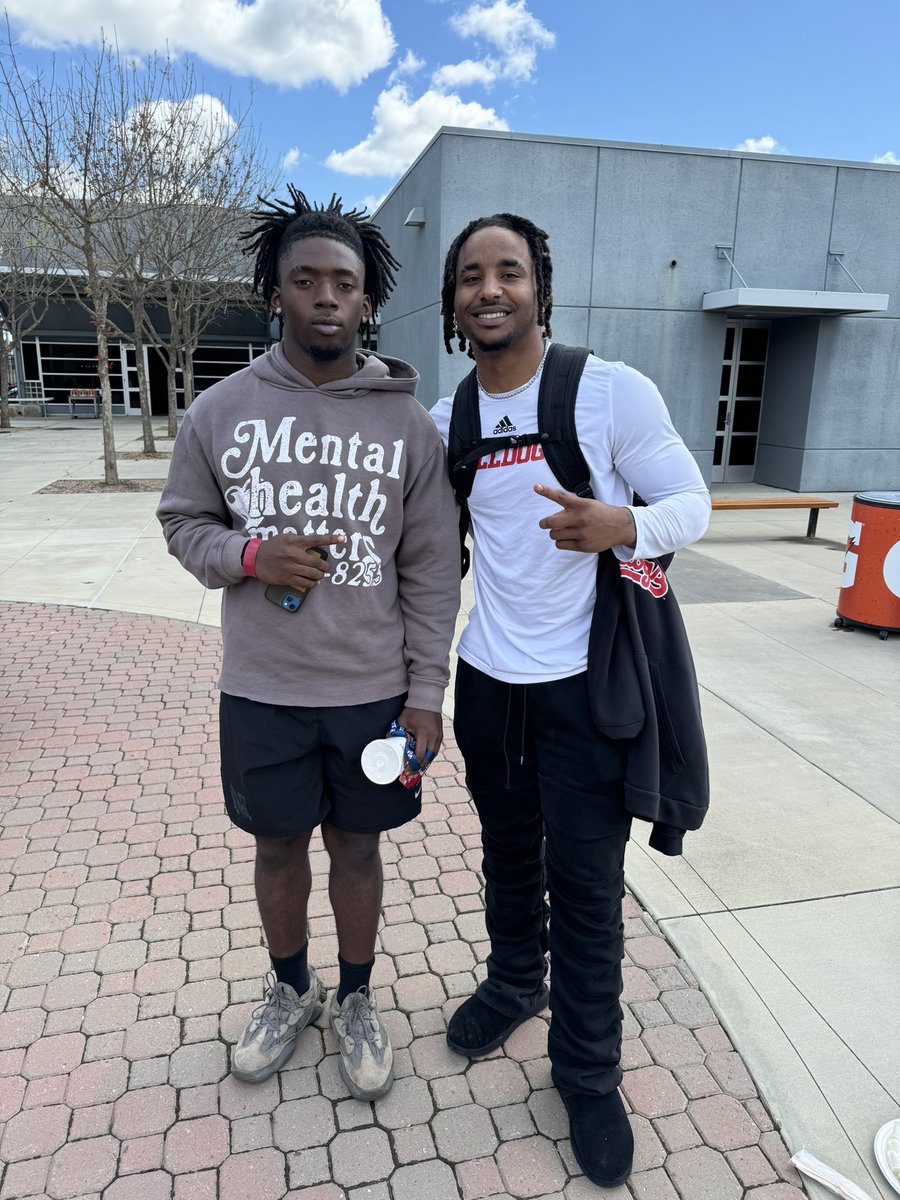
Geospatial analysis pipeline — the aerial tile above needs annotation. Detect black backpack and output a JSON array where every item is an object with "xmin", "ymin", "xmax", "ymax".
[{"xmin": 447, "ymin": 343, "xmax": 592, "ymax": 576}]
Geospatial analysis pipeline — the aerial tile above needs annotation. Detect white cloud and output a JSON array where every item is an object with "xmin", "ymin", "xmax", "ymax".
[
  {"xmin": 733, "ymin": 135, "xmax": 787, "ymax": 154},
  {"xmin": 325, "ymin": 83, "xmax": 508, "ymax": 177},
  {"xmin": 135, "ymin": 94, "xmax": 236, "ymax": 149},
  {"xmin": 432, "ymin": 58, "xmax": 498, "ymax": 89},
  {"xmin": 450, "ymin": 0, "xmax": 555, "ymax": 81},
  {"xmin": 873, "ymin": 150, "xmax": 899, "ymax": 164},
  {"xmin": 122, "ymin": 94, "xmax": 239, "ymax": 188},
  {"xmin": 361, "ymin": 191, "xmax": 389, "ymax": 214},
  {"xmin": 281, "ymin": 147, "xmax": 301, "ymax": 172},
  {"xmin": 4, "ymin": 0, "xmax": 395, "ymax": 90},
  {"xmin": 388, "ymin": 50, "xmax": 426, "ymax": 85}
]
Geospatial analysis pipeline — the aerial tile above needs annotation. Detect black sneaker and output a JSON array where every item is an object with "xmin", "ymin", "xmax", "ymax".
[{"xmin": 446, "ymin": 987, "xmax": 549, "ymax": 1057}]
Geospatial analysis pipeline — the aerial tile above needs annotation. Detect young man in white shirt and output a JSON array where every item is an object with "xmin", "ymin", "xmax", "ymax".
[{"xmin": 429, "ymin": 214, "xmax": 710, "ymax": 1188}]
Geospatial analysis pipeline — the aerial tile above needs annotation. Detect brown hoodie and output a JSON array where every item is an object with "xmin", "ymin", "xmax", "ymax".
[{"xmin": 157, "ymin": 343, "xmax": 460, "ymax": 712}]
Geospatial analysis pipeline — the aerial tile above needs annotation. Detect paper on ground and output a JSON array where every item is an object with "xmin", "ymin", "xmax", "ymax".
[{"xmin": 791, "ymin": 1150, "xmax": 876, "ymax": 1200}]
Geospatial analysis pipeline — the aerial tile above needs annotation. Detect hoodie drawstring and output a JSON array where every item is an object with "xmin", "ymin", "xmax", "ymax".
[
  {"xmin": 502, "ymin": 684, "xmax": 513, "ymax": 790},
  {"xmin": 502, "ymin": 682, "xmax": 529, "ymax": 789}
]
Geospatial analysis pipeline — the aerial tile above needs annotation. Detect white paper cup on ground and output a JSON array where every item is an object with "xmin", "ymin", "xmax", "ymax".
[{"xmin": 361, "ymin": 736, "xmax": 407, "ymax": 784}]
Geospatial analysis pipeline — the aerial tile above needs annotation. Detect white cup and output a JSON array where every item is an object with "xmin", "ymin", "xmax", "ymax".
[{"xmin": 361, "ymin": 736, "xmax": 408, "ymax": 784}]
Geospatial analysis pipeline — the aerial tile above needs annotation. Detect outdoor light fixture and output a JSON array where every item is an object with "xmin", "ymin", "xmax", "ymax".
[{"xmin": 403, "ymin": 207, "xmax": 426, "ymax": 227}]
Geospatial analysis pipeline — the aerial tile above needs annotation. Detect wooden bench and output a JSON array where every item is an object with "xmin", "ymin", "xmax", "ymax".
[{"xmin": 710, "ymin": 495, "xmax": 839, "ymax": 538}]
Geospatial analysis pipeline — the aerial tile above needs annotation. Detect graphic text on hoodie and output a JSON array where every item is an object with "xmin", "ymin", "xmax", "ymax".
[{"xmin": 220, "ymin": 417, "xmax": 405, "ymax": 586}]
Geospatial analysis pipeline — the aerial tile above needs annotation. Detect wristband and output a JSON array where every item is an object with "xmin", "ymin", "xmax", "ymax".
[{"xmin": 241, "ymin": 538, "xmax": 263, "ymax": 578}]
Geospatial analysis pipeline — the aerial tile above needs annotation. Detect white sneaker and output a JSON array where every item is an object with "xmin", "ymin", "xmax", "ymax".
[
  {"xmin": 329, "ymin": 986, "xmax": 394, "ymax": 1100},
  {"xmin": 232, "ymin": 968, "xmax": 325, "ymax": 1084}
]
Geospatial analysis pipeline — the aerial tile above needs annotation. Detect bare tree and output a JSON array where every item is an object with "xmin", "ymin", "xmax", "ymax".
[
  {"xmin": 0, "ymin": 198, "xmax": 63, "ymax": 430},
  {"xmin": 0, "ymin": 33, "xmax": 272, "ymax": 477},
  {"xmin": 0, "ymin": 37, "xmax": 155, "ymax": 481},
  {"xmin": 108, "ymin": 93, "xmax": 271, "ymax": 438}
]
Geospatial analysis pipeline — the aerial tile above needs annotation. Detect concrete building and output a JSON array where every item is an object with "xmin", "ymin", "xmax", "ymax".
[
  {"xmin": 9, "ymin": 292, "xmax": 271, "ymax": 417},
  {"xmin": 375, "ymin": 127, "xmax": 899, "ymax": 492}
]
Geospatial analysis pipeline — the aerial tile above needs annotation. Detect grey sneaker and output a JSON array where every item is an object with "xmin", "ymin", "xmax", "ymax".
[
  {"xmin": 232, "ymin": 968, "xmax": 325, "ymax": 1084},
  {"xmin": 329, "ymin": 986, "xmax": 394, "ymax": 1100}
]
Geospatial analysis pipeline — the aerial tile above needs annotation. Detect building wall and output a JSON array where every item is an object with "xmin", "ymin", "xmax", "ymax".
[
  {"xmin": 14, "ymin": 291, "xmax": 271, "ymax": 411},
  {"xmin": 755, "ymin": 317, "xmax": 819, "ymax": 490},
  {"xmin": 733, "ymin": 159, "xmax": 837, "ymax": 292},
  {"xmin": 803, "ymin": 316, "xmax": 900, "ymax": 489},
  {"xmin": 373, "ymin": 139, "xmax": 445, "ymax": 407},
  {"xmin": 377, "ymin": 130, "xmax": 900, "ymax": 491}
]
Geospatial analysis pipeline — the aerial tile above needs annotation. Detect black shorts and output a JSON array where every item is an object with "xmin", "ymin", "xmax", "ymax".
[{"xmin": 219, "ymin": 691, "xmax": 422, "ymax": 839}]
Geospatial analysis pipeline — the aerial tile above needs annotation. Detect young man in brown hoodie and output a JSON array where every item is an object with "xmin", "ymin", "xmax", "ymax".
[{"xmin": 157, "ymin": 190, "xmax": 460, "ymax": 1101}]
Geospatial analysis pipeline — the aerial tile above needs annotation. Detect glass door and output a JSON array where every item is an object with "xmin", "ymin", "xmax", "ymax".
[
  {"xmin": 713, "ymin": 321, "xmax": 769, "ymax": 483},
  {"xmin": 121, "ymin": 345, "xmax": 142, "ymax": 414}
]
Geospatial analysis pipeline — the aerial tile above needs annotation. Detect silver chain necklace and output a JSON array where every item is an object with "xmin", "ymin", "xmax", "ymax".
[{"xmin": 476, "ymin": 340, "xmax": 549, "ymax": 400}]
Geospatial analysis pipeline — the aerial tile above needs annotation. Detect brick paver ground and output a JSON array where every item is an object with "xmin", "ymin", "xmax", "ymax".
[{"xmin": 0, "ymin": 602, "xmax": 807, "ymax": 1199}]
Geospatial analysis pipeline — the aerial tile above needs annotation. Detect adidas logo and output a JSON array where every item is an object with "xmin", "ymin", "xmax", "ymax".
[{"xmin": 492, "ymin": 415, "xmax": 516, "ymax": 435}]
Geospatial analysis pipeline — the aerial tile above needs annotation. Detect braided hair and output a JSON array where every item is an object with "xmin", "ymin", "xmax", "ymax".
[
  {"xmin": 240, "ymin": 186, "xmax": 400, "ymax": 325},
  {"xmin": 440, "ymin": 213, "xmax": 553, "ymax": 355}
]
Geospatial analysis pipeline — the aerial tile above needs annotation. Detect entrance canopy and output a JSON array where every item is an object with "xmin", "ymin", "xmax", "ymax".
[{"xmin": 702, "ymin": 288, "xmax": 889, "ymax": 317}]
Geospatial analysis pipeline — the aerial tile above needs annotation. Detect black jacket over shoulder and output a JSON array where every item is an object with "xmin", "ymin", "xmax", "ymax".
[{"xmin": 588, "ymin": 550, "xmax": 709, "ymax": 855}]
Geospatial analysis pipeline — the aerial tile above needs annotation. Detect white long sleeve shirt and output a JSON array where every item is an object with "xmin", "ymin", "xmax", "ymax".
[{"xmin": 430, "ymin": 351, "xmax": 710, "ymax": 684}]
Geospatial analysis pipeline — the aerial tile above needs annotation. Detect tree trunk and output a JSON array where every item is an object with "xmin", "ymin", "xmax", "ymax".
[
  {"xmin": 132, "ymin": 333, "xmax": 156, "ymax": 455},
  {"xmin": 95, "ymin": 293, "xmax": 120, "ymax": 486},
  {"xmin": 181, "ymin": 347, "xmax": 195, "ymax": 409},
  {"xmin": 166, "ymin": 355, "xmax": 179, "ymax": 439},
  {"xmin": 0, "ymin": 344, "xmax": 11, "ymax": 431}
]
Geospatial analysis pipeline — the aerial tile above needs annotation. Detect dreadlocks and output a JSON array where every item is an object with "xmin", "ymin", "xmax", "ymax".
[
  {"xmin": 240, "ymin": 185, "xmax": 400, "ymax": 317},
  {"xmin": 440, "ymin": 213, "xmax": 553, "ymax": 355}
]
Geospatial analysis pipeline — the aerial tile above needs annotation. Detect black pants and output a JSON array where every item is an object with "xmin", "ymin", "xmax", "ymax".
[{"xmin": 454, "ymin": 659, "xmax": 632, "ymax": 1098}]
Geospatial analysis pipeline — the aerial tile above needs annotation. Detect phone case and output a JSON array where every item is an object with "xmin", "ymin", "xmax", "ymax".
[{"xmin": 263, "ymin": 546, "xmax": 328, "ymax": 613}]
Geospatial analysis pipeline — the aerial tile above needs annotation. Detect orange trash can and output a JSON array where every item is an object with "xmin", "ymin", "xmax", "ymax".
[{"xmin": 836, "ymin": 491, "xmax": 900, "ymax": 637}]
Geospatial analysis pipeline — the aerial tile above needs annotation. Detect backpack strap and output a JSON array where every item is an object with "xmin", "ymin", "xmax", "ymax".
[
  {"xmin": 447, "ymin": 367, "xmax": 480, "ymax": 504},
  {"xmin": 536, "ymin": 344, "xmax": 592, "ymax": 497},
  {"xmin": 447, "ymin": 367, "xmax": 480, "ymax": 577}
]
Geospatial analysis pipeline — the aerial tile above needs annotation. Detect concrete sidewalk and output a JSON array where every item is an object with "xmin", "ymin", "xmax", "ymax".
[{"xmin": 1, "ymin": 418, "xmax": 898, "ymax": 1200}]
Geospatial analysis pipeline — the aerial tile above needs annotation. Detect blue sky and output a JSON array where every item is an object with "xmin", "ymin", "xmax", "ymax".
[{"xmin": 5, "ymin": 0, "xmax": 899, "ymax": 212}]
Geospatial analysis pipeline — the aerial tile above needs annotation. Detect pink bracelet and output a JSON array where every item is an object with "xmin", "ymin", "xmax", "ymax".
[{"xmin": 241, "ymin": 538, "xmax": 263, "ymax": 578}]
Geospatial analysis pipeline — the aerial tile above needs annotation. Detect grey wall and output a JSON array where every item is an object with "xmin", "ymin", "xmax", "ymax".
[
  {"xmin": 829, "ymin": 167, "xmax": 900, "ymax": 318},
  {"xmin": 591, "ymin": 149, "xmax": 739, "ymax": 310},
  {"xmin": 800, "ymin": 316, "xmax": 900, "ymax": 489},
  {"xmin": 381, "ymin": 304, "xmax": 443, "ymax": 408},
  {"xmin": 376, "ymin": 137, "xmax": 459, "ymax": 407},
  {"xmin": 755, "ymin": 318, "xmax": 819, "ymax": 490},
  {"xmin": 733, "ymin": 160, "xmax": 837, "ymax": 291},
  {"xmin": 377, "ymin": 130, "xmax": 900, "ymax": 491}
]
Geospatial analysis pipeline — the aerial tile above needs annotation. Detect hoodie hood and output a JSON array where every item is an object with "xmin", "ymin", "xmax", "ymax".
[{"xmin": 251, "ymin": 341, "xmax": 418, "ymax": 398}]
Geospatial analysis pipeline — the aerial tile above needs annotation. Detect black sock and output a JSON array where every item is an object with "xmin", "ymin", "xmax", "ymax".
[
  {"xmin": 270, "ymin": 942, "xmax": 310, "ymax": 996},
  {"xmin": 336, "ymin": 954, "xmax": 375, "ymax": 1004}
]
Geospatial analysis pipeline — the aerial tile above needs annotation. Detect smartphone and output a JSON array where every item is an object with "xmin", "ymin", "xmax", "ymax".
[{"xmin": 264, "ymin": 546, "xmax": 328, "ymax": 613}]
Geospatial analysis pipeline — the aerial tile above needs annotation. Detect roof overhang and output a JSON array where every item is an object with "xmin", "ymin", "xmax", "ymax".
[{"xmin": 702, "ymin": 288, "xmax": 890, "ymax": 316}]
